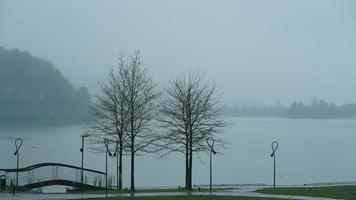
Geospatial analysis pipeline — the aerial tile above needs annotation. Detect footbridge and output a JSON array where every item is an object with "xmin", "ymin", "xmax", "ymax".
[{"xmin": 0, "ymin": 162, "xmax": 108, "ymax": 190}]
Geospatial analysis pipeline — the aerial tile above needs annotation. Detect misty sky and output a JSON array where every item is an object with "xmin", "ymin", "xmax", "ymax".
[{"xmin": 1, "ymin": 0, "xmax": 356, "ymax": 106}]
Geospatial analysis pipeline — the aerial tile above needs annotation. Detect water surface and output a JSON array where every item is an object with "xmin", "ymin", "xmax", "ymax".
[{"xmin": 1, "ymin": 117, "xmax": 355, "ymax": 188}]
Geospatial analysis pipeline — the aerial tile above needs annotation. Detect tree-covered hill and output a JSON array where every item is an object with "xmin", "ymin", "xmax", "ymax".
[{"xmin": 0, "ymin": 47, "xmax": 90, "ymax": 126}]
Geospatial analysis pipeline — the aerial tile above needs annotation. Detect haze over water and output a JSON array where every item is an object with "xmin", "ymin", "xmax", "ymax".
[{"xmin": 1, "ymin": 117, "xmax": 356, "ymax": 188}]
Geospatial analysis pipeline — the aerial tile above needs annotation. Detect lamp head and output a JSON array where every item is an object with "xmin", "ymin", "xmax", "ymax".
[
  {"xmin": 212, "ymin": 150, "xmax": 217, "ymax": 155},
  {"xmin": 104, "ymin": 138, "xmax": 109, "ymax": 149}
]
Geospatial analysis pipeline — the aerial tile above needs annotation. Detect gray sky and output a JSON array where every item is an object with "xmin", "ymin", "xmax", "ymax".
[{"xmin": 1, "ymin": 0, "xmax": 356, "ymax": 105}]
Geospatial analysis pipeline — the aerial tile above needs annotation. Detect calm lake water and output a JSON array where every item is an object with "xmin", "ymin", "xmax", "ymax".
[{"xmin": 1, "ymin": 117, "xmax": 356, "ymax": 189}]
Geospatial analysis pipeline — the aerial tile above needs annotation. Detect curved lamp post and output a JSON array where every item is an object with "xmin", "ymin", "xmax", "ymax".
[
  {"xmin": 14, "ymin": 138, "xmax": 23, "ymax": 190},
  {"xmin": 206, "ymin": 137, "xmax": 217, "ymax": 192},
  {"xmin": 270, "ymin": 141, "xmax": 279, "ymax": 188},
  {"xmin": 104, "ymin": 138, "xmax": 118, "ymax": 197},
  {"xmin": 80, "ymin": 134, "xmax": 89, "ymax": 184}
]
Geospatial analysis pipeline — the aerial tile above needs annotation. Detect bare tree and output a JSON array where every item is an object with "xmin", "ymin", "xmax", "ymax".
[
  {"xmin": 86, "ymin": 62, "xmax": 127, "ymax": 190},
  {"xmin": 86, "ymin": 51, "xmax": 157, "ymax": 191},
  {"xmin": 121, "ymin": 50, "xmax": 159, "ymax": 191},
  {"xmin": 158, "ymin": 72, "xmax": 225, "ymax": 190}
]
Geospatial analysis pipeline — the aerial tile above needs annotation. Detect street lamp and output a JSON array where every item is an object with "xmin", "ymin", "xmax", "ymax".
[
  {"xmin": 14, "ymin": 138, "xmax": 23, "ymax": 190},
  {"xmin": 104, "ymin": 138, "xmax": 118, "ymax": 197},
  {"xmin": 270, "ymin": 141, "xmax": 279, "ymax": 189},
  {"xmin": 80, "ymin": 134, "xmax": 89, "ymax": 184},
  {"xmin": 206, "ymin": 137, "xmax": 216, "ymax": 192}
]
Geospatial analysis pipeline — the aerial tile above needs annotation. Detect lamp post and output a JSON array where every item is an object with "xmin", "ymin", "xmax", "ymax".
[
  {"xmin": 270, "ymin": 141, "xmax": 279, "ymax": 189},
  {"xmin": 206, "ymin": 137, "xmax": 216, "ymax": 192},
  {"xmin": 14, "ymin": 138, "xmax": 23, "ymax": 190},
  {"xmin": 80, "ymin": 134, "xmax": 89, "ymax": 184},
  {"xmin": 104, "ymin": 138, "xmax": 117, "ymax": 197}
]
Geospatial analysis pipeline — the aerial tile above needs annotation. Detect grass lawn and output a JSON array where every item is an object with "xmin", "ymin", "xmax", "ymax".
[
  {"xmin": 258, "ymin": 185, "xmax": 356, "ymax": 200},
  {"xmin": 70, "ymin": 188, "xmax": 225, "ymax": 194},
  {"xmin": 81, "ymin": 196, "xmax": 277, "ymax": 200}
]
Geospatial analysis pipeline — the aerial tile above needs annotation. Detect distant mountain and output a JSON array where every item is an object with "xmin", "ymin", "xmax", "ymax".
[{"xmin": 0, "ymin": 47, "xmax": 90, "ymax": 126}]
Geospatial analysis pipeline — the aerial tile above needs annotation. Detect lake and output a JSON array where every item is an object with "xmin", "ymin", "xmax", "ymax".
[{"xmin": 1, "ymin": 117, "xmax": 356, "ymax": 189}]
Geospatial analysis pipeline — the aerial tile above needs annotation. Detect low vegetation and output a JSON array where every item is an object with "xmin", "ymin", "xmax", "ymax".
[
  {"xmin": 81, "ymin": 196, "xmax": 277, "ymax": 200},
  {"xmin": 258, "ymin": 185, "xmax": 356, "ymax": 200}
]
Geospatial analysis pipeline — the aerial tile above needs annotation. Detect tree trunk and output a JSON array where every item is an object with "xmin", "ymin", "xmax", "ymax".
[
  {"xmin": 185, "ymin": 143, "xmax": 189, "ymax": 190},
  {"xmin": 116, "ymin": 150, "xmax": 119, "ymax": 190},
  {"xmin": 188, "ymin": 128, "xmax": 193, "ymax": 190},
  {"xmin": 130, "ymin": 146, "xmax": 135, "ymax": 191},
  {"xmin": 119, "ymin": 137, "xmax": 123, "ymax": 190},
  {"xmin": 119, "ymin": 100, "xmax": 124, "ymax": 190},
  {"xmin": 130, "ymin": 107, "xmax": 135, "ymax": 192}
]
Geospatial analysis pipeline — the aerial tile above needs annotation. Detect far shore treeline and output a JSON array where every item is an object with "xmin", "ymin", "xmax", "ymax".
[{"xmin": 225, "ymin": 99, "xmax": 356, "ymax": 119}]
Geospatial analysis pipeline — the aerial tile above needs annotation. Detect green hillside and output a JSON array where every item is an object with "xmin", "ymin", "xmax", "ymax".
[{"xmin": 0, "ymin": 47, "xmax": 90, "ymax": 126}]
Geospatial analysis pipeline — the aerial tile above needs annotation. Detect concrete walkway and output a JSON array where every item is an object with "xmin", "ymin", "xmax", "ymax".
[{"xmin": 0, "ymin": 187, "xmax": 340, "ymax": 200}]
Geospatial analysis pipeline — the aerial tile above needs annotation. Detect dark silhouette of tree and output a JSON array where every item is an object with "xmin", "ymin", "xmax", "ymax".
[
  {"xmin": 86, "ymin": 63, "xmax": 127, "ymax": 190},
  {"xmin": 157, "ymin": 72, "xmax": 225, "ymax": 190},
  {"xmin": 121, "ymin": 51, "xmax": 159, "ymax": 191},
  {"xmin": 87, "ymin": 51, "xmax": 158, "ymax": 191}
]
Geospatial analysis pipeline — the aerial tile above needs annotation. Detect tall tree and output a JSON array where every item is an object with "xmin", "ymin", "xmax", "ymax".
[
  {"xmin": 86, "ymin": 63, "xmax": 127, "ymax": 190},
  {"xmin": 158, "ymin": 72, "xmax": 225, "ymax": 190},
  {"xmin": 121, "ymin": 51, "xmax": 158, "ymax": 191}
]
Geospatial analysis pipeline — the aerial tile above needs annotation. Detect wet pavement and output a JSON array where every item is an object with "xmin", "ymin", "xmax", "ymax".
[
  {"xmin": 0, "ymin": 193, "xmax": 116, "ymax": 200},
  {"xmin": 0, "ymin": 187, "xmax": 340, "ymax": 200}
]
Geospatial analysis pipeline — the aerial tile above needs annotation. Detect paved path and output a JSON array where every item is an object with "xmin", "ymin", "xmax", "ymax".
[{"xmin": 0, "ymin": 187, "xmax": 340, "ymax": 200}]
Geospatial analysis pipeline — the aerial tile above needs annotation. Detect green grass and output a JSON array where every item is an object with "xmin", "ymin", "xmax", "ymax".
[
  {"xmin": 258, "ymin": 185, "xmax": 356, "ymax": 200},
  {"xmin": 81, "ymin": 196, "xmax": 277, "ymax": 200},
  {"xmin": 70, "ymin": 188, "xmax": 225, "ymax": 194}
]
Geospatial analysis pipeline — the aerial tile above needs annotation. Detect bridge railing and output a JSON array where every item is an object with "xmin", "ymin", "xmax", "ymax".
[{"xmin": 0, "ymin": 163, "xmax": 109, "ymax": 188}]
